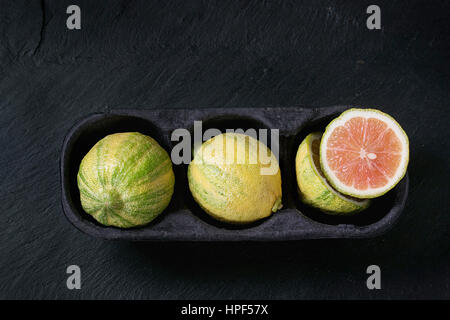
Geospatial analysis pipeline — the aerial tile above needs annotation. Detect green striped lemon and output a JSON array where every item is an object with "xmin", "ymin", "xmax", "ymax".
[
  {"xmin": 295, "ymin": 132, "xmax": 370, "ymax": 215},
  {"xmin": 188, "ymin": 132, "xmax": 282, "ymax": 224},
  {"xmin": 77, "ymin": 132, "xmax": 175, "ymax": 228}
]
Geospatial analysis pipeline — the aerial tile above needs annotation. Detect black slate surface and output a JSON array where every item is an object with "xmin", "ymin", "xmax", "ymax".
[{"xmin": 0, "ymin": 0, "xmax": 449, "ymax": 299}]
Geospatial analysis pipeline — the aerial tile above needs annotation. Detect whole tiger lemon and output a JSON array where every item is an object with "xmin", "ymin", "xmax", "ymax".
[
  {"xmin": 188, "ymin": 132, "xmax": 282, "ymax": 224},
  {"xmin": 77, "ymin": 132, "xmax": 175, "ymax": 228}
]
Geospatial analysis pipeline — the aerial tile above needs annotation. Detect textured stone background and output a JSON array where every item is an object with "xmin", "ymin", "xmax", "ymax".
[{"xmin": 0, "ymin": 0, "xmax": 449, "ymax": 299}]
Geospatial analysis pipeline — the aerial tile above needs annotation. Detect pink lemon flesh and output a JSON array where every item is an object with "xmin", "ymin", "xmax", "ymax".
[{"xmin": 320, "ymin": 108, "xmax": 409, "ymax": 199}]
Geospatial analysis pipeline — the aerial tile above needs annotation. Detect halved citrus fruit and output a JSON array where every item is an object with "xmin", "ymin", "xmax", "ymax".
[
  {"xmin": 320, "ymin": 108, "xmax": 409, "ymax": 198},
  {"xmin": 296, "ymin": 132, "xmax": 370, "ymax": 215}
]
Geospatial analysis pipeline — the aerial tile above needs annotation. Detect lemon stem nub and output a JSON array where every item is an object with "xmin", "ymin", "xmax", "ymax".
[
  {"xmin": 101, "ymin": 187, "xmax": 124, "ymax": 211},
  {"xmin": 272, "ymin": 198, "xmax": 283, "ymax": 212}
]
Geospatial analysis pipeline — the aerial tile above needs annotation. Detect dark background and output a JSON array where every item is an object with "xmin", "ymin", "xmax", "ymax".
[{"xmin": 1, "ymin": 0, "xmax": 449, "ymax": 299}]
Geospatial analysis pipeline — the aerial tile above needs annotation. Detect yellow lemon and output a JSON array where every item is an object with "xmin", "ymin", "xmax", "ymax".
[{"xmin": 188, "ymin": 133, "xmax": 282, "ymax": 224}]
